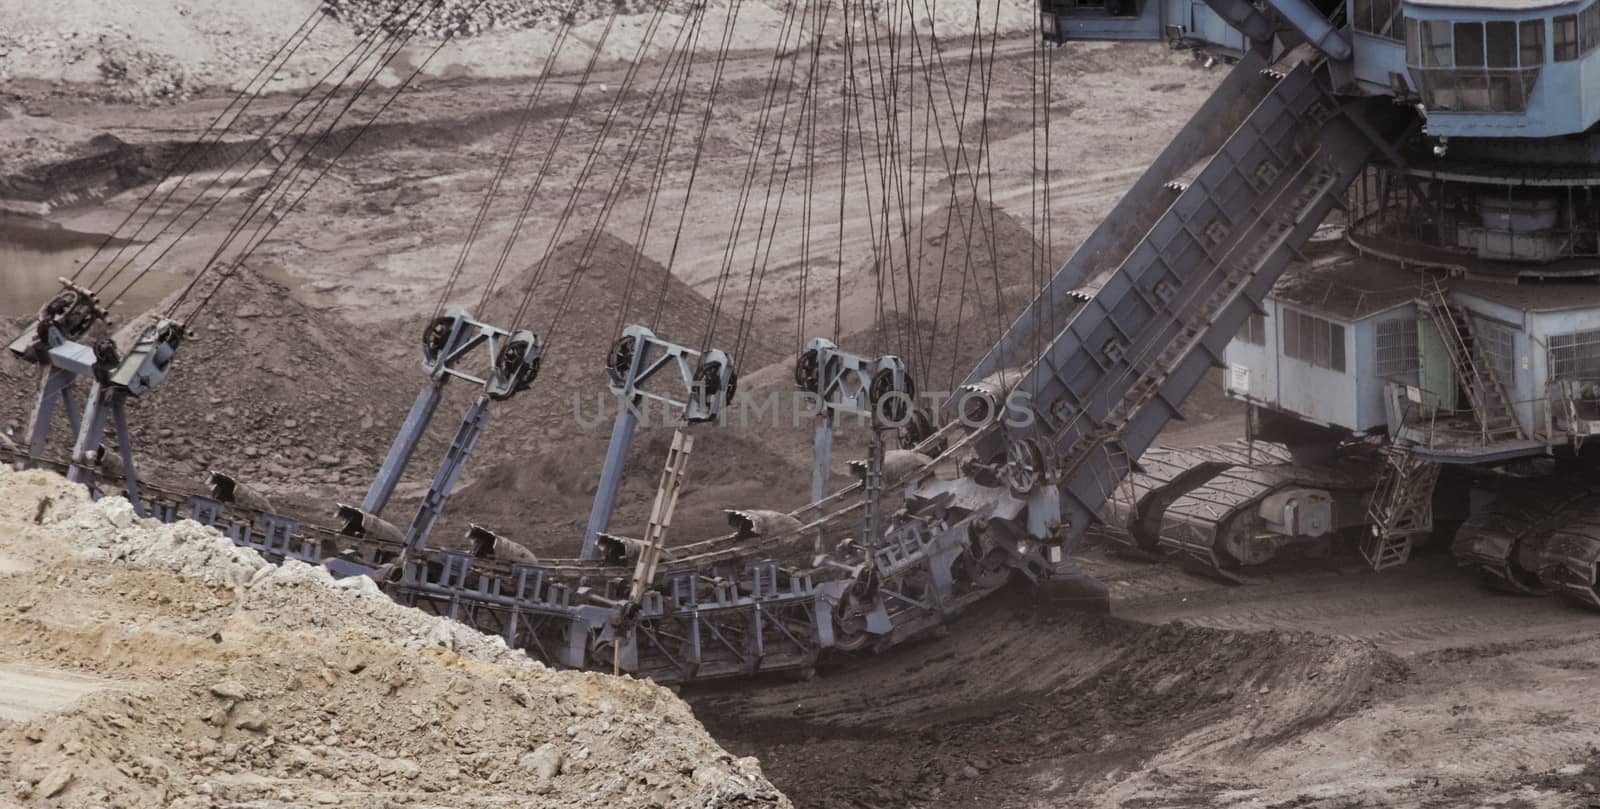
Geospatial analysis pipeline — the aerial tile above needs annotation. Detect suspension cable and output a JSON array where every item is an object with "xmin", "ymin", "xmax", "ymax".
[
  {"xmin": 101, "ymin": 0, "xmax": 439, "ymax": 311},
  {"xmin": 79, "ymin": 4, "xmax": 327, "ymax": 291},
  {"xmin": 154, "ymin": 0, "xmax": 442, "ymax": 313},
  {"xmin": 698, "ymin": 0, "xmax": 800, "ymax": 356},
  {"xmin": 620, "ymin": 1, "xmax": 710, "ymax": 338},
  {"xmin": 651, "ymin": 0, "xmax": 744, "ymax": 332},
  {"xmin": 473, "ymin": 5, "xmax": 626, "ymax": 316},
  {"xmin": 506, "ymin": 0, "xmax": 679, "ymax": 335},
  {"xmin": 543, "ymin": 3, "xmax": 712, "ymax": 349},
  {"xmin": 431, "ymin": 5, "xmax": 579, "ymax": 322},
  {"xmin": 180, "ymin": 0, "xmax": 482, "ymax": 325},
  {"xmin": 731, "ymin": 3, "xmax": 825, "ymax": 364}
]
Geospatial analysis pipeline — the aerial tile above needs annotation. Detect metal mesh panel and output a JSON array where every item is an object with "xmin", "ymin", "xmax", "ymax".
[
  {"xmin": 1550, "ymin": 328, "xmax": 1600, "ymax": 381},
  {"xmin": 1376, "ymin": 317, "xmax": 1419, "ymax": 379}
]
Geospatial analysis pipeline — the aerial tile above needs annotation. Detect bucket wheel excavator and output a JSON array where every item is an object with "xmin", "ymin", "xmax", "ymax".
[{"xmin": 16, "ymin": 0, "xmax": 1600, "ymax": 686}]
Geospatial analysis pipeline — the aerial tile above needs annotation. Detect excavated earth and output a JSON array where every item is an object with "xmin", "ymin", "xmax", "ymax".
[
  {"xmin": 0, "ymin": 466, "xmax": 788, "ymax": 809},
  {"xmin": 6, "ymin": 3, "xmax": 1600, "ymax": 808}
]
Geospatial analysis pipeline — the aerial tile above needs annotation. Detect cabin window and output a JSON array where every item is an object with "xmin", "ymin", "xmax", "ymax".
[
  {"xmin": 1376, "ymin": 319, "xmax": 1419, "ymax": 379},
  {"xmin": 1406, "ymin": 16, "xmax": 1544, "ymax": 113},
  {"xmin": 1583, "ymin": 3, "xmax": 1600, "ymax": 55},
  {"xmin": 1556, "ymin": 14, "xmax": 1580, "ymax": 61},
  {"xmin": 1522, "ymin": 18, "xmax": 1546, "ymax": 66},
  {"xmin": 1283, "ymin": 310, "xmax": 1346, "ymax": 373},
  {"xmin": 1353, "ymin": 0, "xmax": 1402, "ymax": 41},
  {"xmin": 1550, "ymin": 329, "xmax": 1600, "ymax": 381},
  {"xmin": 1236, "ymin": 312, "xmax": 1266, "ymax": 346},
  {"xmin": 1486, "ymin": 21, "xmax": 1518, "ymax": 68},
  {"xmin": 1422, "ymin": 19, "xmax": 1453, "ymax": 66},
  {"xmin": 1455, "ymin": 22, "xmax": 1485, "ymax": 67}
]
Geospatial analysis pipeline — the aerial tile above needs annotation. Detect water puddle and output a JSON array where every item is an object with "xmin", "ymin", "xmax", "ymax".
[{"xmin": 0, "ymin": 213, "xmax": 184, "ymax": 318}]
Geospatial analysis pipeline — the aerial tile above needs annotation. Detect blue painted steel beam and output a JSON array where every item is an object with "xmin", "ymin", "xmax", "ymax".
[
  {"xmin": 582, "ymin": 408, "xmax": 639, "ymax": 560},
  {"xmin": 362, "ymin": 385, "xmax": 444, "ymax": 515}
]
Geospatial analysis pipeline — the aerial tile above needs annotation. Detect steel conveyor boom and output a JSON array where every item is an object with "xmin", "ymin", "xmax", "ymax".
[{"xmin": 989, "ymin": 60, "xmax": 1412, "ymax": 552}]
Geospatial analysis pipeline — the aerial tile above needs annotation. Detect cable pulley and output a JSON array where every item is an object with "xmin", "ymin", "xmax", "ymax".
[
  {"xmin": 869, "ymin": 361, "xmax": 916, "ymax": 424},
  {"xmin": 488, "ymin": 333, "xmax": 542, "ymax": 402}
]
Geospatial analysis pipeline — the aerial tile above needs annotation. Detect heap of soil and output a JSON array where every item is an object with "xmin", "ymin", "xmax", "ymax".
[
  {"xmin": 450, "ymin": 420, "xmax": 815, "ymax": 557},
  {"xmin": 112, "ymin": 264, "xmax": 440, "ymax": 504},
  {"xmin": 438, "ymin": 231, "xmax": 808, "ymax": 554},
  {"xmin": 0, "ymin": 466, "xmax": 790, "ymax": 808},
  {"xmin": 840, "ymin": 197, "xmax": 1047, "ymax": 389}
]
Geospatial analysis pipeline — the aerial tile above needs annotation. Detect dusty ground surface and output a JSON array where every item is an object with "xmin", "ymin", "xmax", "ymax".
[
  {"xmin": 6, "ymin": 3, "xmax": 1600, "ymax": 809},
  {"xmin": 0, "ymin": 466, "xmax": 786, "ymax": 808}
]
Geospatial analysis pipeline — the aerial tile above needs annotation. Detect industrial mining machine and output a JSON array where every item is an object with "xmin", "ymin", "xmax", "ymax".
[{"xmin": 7, "ymin": 0, "xmax": 1599, "ymax": 686}]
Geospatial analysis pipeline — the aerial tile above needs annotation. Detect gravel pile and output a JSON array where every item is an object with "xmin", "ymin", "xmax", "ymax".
[
  {"xmin": 0, "ymin": 466, "xmax": 792, "ymax": 808},
  {"xmin": 319, "ymin": 0, "xmax": 668, "ymax": 39}
]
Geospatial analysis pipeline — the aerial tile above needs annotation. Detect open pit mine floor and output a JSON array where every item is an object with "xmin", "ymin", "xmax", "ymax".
[{"xmin": 4, "ymin": 11, "xmax": 1600, "ymax": 808}]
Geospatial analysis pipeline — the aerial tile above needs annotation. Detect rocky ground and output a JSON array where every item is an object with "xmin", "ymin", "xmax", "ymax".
[{"xmin": 0, "ymin": 466, "xmax": 787, "ymax": 809}]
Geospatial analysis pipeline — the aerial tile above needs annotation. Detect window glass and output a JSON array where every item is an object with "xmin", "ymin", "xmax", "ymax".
[
  {"xmin": 1455, "ymin": 22, "xmax": 1485, "ymax": 67},
  {"xmin": 1584, "ymin": 4, "xmax": 1600, "ymax": 55},
  {"xmin": 1374, "ymin": 0, "xmax": 1398, "ymax": 39},
  {"xmin": 1423, "ymin": 20, "xmax": 1453, "ymax": 66},
  {"xmin": 1486, "ymin": 21, "xmax": 1518, "ymax": 68},
  {"xmin": 1523, "ymin": 18, "xmax": 1547, "ymax": 66},
  {"xmin": 1282, "ymin": 311, "xmax": 1345, "ymax": 372},
  {"xmin": 1353, "ymin": 0, "xmax": 1373, "ymax": 32},
  {"xmin": 1556, "ymin": 14, "xmax": 1579, "ymax": 61},
  {"xmin": 1356, "ymin": 0, "xmax": 1400, "ymax": 40},
  {"xmin": 1235, "ymin": 312, "xmax": 1266, "ymax": 346}
]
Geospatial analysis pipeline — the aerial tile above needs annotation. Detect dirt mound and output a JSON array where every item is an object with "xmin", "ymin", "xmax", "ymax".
[
  {"xmin": 839, "ymin": 198, "xmax": 1046, "ymax": 388},
  {"xmin": 0, "ymin": 466, "xmax": 790, "ymax": 808},
  {"xmin": 467, "ymin": 229, "xmax": 784, "ymax": 415},
  {"xmin": 451, "ymin": 420, "xmax": 813, "ymax": 557},
  {"xmin": 694, "ymin": 592, "xmax": 1404, "ymax": 808},
  {"xmin": 110, "ymin": 264, "xmax": 438, "ymax": 503},
  {"xmin": 433, "ymin": 230, "xmax": 806, "ymax": 552}
]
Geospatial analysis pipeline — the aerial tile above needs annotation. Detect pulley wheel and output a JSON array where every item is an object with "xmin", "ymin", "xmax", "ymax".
[
  {"xmin": 1004, "ymin": 438, "xmax": 1046, "ymax": 495},
  {"xmin": 607, "ymin": 336, "xmax": 637, "ymax": 386},
  {"xmin": 794, "ymin": 347, "xmax": 820, "ymax": 391},
  {"xmin": 897, "ymin": 408, "xmax": 936, "ymax": 450},
  {"xmin": 870, "ymin": 368, "xmax": 916, "ymax": 424}
]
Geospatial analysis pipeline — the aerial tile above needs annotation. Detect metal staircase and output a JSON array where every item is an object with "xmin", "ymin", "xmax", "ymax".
[
  {"xmin": 994, "ymin": 60, "xmax": 1413, "ymax": 552},
  {"xmin": 1418, "ymin": 281, "xmax": 1525, "ymax": 443},
  {"xmin": 1362, "ymin": 445, "xmax": 1440, "ymax": 570}
]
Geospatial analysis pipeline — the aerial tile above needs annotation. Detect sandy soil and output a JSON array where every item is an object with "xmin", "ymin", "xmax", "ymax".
[{"xmin": 0, "ymin": 467, "xmax": 786, "ymax": 808}]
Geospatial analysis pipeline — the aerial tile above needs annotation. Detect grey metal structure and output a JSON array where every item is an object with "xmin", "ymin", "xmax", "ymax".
[
  {"xmin": 580, "ymin": 325, "xmax": 736, "ymax": 560},
  {"xmin": 31, "ymin": 0, "xmax": 1600, "ymax": 687},
  {"xmin": 62, "ymin": 319, "xmax": 186, "ymax": 512},
  {"xmin": 343, "ymin": 309, "xmax": 541, "ymax": 571},
  {"xmin": 793, "ymin": 338, "xmax": 912, "ymax": 504},
  {"xmin": 10, "ymin": 280, "xmax": 109, "ymax": 463}
]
